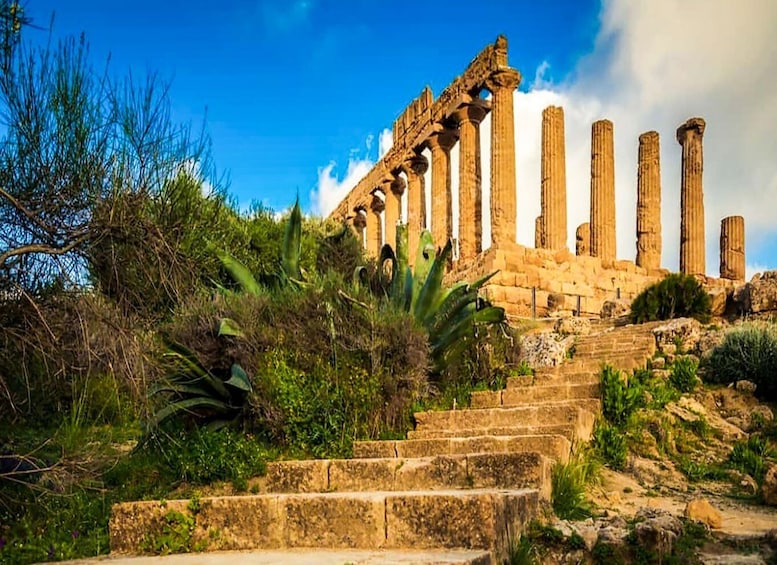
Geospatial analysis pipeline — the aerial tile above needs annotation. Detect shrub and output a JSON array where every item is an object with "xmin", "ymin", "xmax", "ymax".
[
  {"xmin": 600, "ymin": 365, "xmax": 643, "ymax": 427},
  {"xmin": 630, "ymin": 273, "xmax": 711, "ymax": 324},
  {"xmin": 551, "ymin": 448, "xmax": 599, "ymax": 520},
  {"xmin": 592, "ymin": 421, "xmax": 628, "ymax": 470},
  {"xmin": 704, "ymin": 323, "xmax": 777, "ymax": 402},
  {"xmin": 728, "ymin": 435, "xmax": 776, "ymax": 484},
  {"xmin": 669, "ymin": 356, "xmax": 699, "ymax": 393}
]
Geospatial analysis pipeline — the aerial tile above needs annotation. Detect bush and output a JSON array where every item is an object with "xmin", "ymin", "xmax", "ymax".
[
  {"xmin": 551, "ymin": 448, "xmax": 599, "ymax": 520},
  {"xmin": 704, "ymin": 323, "xmax": 777, "ymax": 402},
  {"xmin": 600, "ymin": 365, "xmax": 643, "ymax": 427},
  {"xmin": 728, "ymin": 435, "xmax": 776, "ymax": 484},
  {"xmin": 630, "ymin": 273, "xmax": 711, "ymax": 324},
  {"xmin": 593, "ymin": 421, "xmax": 628, "ymax": 470},
  {"xmin": 163, "ymin": 275, "xmax": 429, "ymax": 457},
  {"xmin": 669, "ymin": 356, "xmax": 699, "ymax": 393}
]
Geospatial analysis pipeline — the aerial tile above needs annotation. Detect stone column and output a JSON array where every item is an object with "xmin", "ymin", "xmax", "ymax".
[
  {"xmin": 541, "ymin": 105, "xmax": 567, "ymax": 250},
  {"xmin": 576, "ymin": 223, "xmax": 590, "ymax": 256},
  {"xmin": 534, "ymin": 216, "xmax": 544, "ymax": 249},
  {"xmin": 720, "ymin": 215, "xmax": 745, "ymax": 280},
  {"xmin": 636, "ymin": 131, "xmax": 662, "ymax": 270},
  {"xmin": 453, "ymin": 100, "xmax": 488, "ymax": 261},
  {"xmin": 485, "ymin": 67, "xmax": 521, "ymax": 247},
  {"xmin": 590, "ymin": 119, "xmax": 616, "ymax": 261},
  {"xmin": 367, "ymin": 192, "xmax": 385, "ymax": 257},
  {"xmin": 383, "ymin": 176, "xmax": 406, "ymax": 250},
  {"xmin": 427, "ymin": 127, "xmax": 458, "ymax": 248},
  {"xmin": 352, "ymin": 208, "xmax": 367, "ymax": 249},
  {"xmin": 403, "ymin": 153, "xmax": 429, "ymax": 262},
  {"xmin": 677, "ymin": 117, "xmax": 706, "ymax": 276}
]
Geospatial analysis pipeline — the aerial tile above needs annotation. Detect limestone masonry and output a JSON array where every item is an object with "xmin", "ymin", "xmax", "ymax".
[{"xmin": 328, "ymin": 36, "xmax": 745, "ymax": 317}]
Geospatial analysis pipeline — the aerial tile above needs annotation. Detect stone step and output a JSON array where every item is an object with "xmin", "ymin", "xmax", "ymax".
[
  {"xmin": 471, "ymin": 383, "xmax": 600, "ymax": 408},
  {"xmin": 353, "ymin": 434, "xmax": 571, "ymax": 464},
  {"xmin": 87, "ymin": 549, "xmax": 494, "ymax": 564},
  {"xmin": 413, "ymin": 402, "xmax": 598, "ymax": 434},
  {"xmin": 110, "ymin": 488, "xmax": 539, "ymax": 562},
  {"xmin": 508, "ymin": 372, "xmax": 599, "ymax": 388},
  {"xmin": 252, "ymin": 452, "xmax": 552, "ymax": 500},
  {"xmin": 407, "ymin": 424, "xmax": 580, "ymax": 442}
]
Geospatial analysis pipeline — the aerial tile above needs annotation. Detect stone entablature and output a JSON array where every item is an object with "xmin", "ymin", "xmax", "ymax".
[{"xmin": 328, "ymin": 36, "xmax": 747, "ymax": 317}]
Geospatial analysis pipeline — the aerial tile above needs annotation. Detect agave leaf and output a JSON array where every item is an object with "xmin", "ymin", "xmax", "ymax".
[
  {"xmin": 411, "ymin": 231, "xmax": 436, "ymax": 308},
  {"xmin": 353, "ymin": 266, "xmax": 369, "ymax": 286},
  {"xmin": 218, "ymin": 317, "xmax": 245, "ymax": 338},
  {"xmin": 216, "ymin": 250, "xmax": 262, "ymax": 295},
  {"xmin": 148, "ymin": 382, "xmax": 212, "ymax": 398},
  {"xmin": 391, "ymin": 224, "xmax": 409, "ymax": 304},
  {"xmin": 281, "ymin": 198, "xmax": 303, "ymax": 281},
  {"xmin": 426, "ymin": 285, "xmax": 478, "ymax": 335},
  {"xmin": 469, "ymin": 270, "xmax": 499, "ymax": 291},
  {"xmin": 162, "ymin": 344, "xmax": 230, "ymax": 399},
  {"xmin": 150, "ymin": 397, "xmax": 234, "ymax": 428},
  {"xmin": 378, "ymin": 243, "xmax": 396, "ymax": 290},
  {"xmin": 224, "ymin": 363, "xmax": 252, "ymax": 393},
  {"xmin": 413, "ymin": 239, "xmax": 452, "ymax": 323},
  {"xmin": 402, "ymin": 267, "xmax": 414, "ymax": 311}
]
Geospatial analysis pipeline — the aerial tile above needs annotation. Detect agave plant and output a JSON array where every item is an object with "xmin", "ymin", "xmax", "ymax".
[
  {"xmin": 215, "ymin": 197, "xmax": 306, "ymax": 294},
  {"xmin": 148, "ymin": 341, "xmax": 252, "ymax": 430},
  {"xmin": 355, "ymin": 224, "xmax": 505, "ymax": 372}
]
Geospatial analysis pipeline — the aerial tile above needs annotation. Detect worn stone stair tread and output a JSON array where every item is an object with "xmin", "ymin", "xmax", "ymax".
[
  {"xmin": 352, "ymin": 433, "xmax": 571, "ymax": 463},
  {"xmin": 110, "ymin": 488, "xmax": 540, "ymax": 557},
  {"xmin": 406, "ymin": 423, "xmax": 578, "ymax": 441},
  {"xmin": 252, "ymin": 452, "xmax": 551, "ymax": 497},
  {"xmin": 507, "ymin": 372, "xmax": 600, "ymax": 388},
  {"xmin": 471, "ymin": 384, "xmax": 599, "ymax": 408},
  {"xmin": 73, "ymin": 548, "xmax": 493, "ymax": 564},
  {"xmin": 412, "ymin": 401, "xmax": 598, "ymax": 432}
]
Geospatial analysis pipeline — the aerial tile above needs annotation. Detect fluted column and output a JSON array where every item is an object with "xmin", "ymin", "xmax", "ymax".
[
  {"xmin": 367, "ymin": 192, "xmax": 385, "ymax": 257},
  {"xmin": 535, "ymin": 216, "xmax": 544, "ymax": 249},
  {"xmin": 353, "ymin": 208, "xmax": 367, "ymax": 249},
  {"xmin": 453, "ymin": 99, "xmax": 489, "ymax": 261},
  {"xmin": 677, "ymin": 117, "xmax": 706, "ymax": 276},
  {"xmin": 576, "ymin": 223, "xmax": 590, "ymax": 256},
  {"xmin": 402, "ymin": 153, "xmax": 429, "ymax": 262},
  {"xmin": 485, "ymin": 68, "xmax": 521, "ymax": 247},
  {"xmin": 541, "ymin": 105, "xmax": 567, "ymax": 250},
  {"xmin": 427, "ymin": 127, "xmax": 458, "ymax": 248},
  {"xmin": 384, "ymin": 176, "xmax": 405, "ymax": 249},
  {"xmin": 590, "ymin": 119, "xmax": 616, "ymax": 261},
  {"xmin": 636, "ymin": 131, "xmax": 662, "ymax": 270},
  {"xmin": 720, "ymin": 215, "xmax": 745, "ymax": 280}
]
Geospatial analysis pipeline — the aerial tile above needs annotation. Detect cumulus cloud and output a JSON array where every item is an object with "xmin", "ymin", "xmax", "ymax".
[
  {"xmin": 314, "ymin": 0, "xmax": 777, "ymax": 274},
  {"xmin": 310, "ymin": 128, "xmax": 391, "ymax": 216}
]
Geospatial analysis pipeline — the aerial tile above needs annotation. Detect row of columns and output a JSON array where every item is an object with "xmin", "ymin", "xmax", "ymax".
[
  {"xmin": 354, "ymin": 67, "xmax": 521, "ymax": 265},
  {"xmin": 353, "ymin": 103, "xmax": 745, "ymax": 281}
]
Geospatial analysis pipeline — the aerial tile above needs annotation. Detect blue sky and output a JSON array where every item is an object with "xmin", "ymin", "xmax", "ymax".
[
  {"xmin": 24, "ymin": 0, "xmax": 599, "ymax": 211},
  {"xmin": 17, "ymin": 1, "xmax": 777, "ymax": 276}
]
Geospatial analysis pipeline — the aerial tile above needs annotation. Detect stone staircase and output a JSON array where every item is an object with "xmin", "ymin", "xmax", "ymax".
[{"xmin": 109, "ymin": 321, "xmax": 660, "ymax": 564}]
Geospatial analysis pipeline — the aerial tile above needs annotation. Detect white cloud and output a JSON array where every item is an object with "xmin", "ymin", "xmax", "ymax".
[
  {"xmin": 315, "ymin": 0, "xmax": 777, "ymax": 274},
  {"xmin": 310, "ymin": 128, "xmax": 391, "ymax": 216},
  {"xmin": 746, "ymin": 263, "xmax": 770, "ymax": 282}
]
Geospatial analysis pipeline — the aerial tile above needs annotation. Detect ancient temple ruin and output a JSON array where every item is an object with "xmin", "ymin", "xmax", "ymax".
[{"xmin": 328, "ymin": 36, "xmax": 744, "ymax": 317}]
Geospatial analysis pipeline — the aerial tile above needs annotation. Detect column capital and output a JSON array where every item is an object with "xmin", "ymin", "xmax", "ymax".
[
  {"xmin": 485, "ymin": 67, "xmax": 521, "ymax": 93},
  {"xmin": 390, "ymin": 175, "xmax": 407, "ymax": 196},
  {"xmin": 427, "ymin": 127, "xmax": 458, "ymax": 152},
  {"xmin": 370, "ymin": 192, "xmax": 385, "ymax": 213},
  {"xmin": 452, "ymin": 99, "xmax": 490, "ymax": 126},
  {"xmin": 352, "ymin": 207, "xmax": 367, "ymax": 229},
  {"xmin": 676, "ymin": 117, "xmax": 706, "ymax": 144},
  {"xmin": 403, "ymin": 152, "xmax": 429, "ymax": 177}
]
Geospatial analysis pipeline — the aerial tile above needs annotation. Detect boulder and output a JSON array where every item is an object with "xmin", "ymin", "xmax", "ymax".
[
  {"xmin": 735, "ymin": 380, "xmax": 757, "ymax": 394},
  {"xmin": 762, "ymin": 464, "xmax": 777, "ymax": 506},
  {"xmin": 650, "ymin": 356, "xmax": 667, "ymax": 370},
  {"xmin": 554, "ymin": 317, "xmax": 591, "ymax": 336},
  {"xmin": 652, "ymin": 317, "xmax": 702, "ymax": 354},
  {"xmin": 707, "ymin": 287, "xmax": 728, "ymax": 317},
  {"xmin": 519, "ymin": 332, "xmax": 575, "ymax": 368},
  {"xmin": 601, "ymin": 298, "xmax": 630, "ymax": 319},
  {"xmin": 744, "ymin": 270, "xmax": 777, "ymax": 314},
  {"xmin": 684, "ymin": 497, "xmax": 723, "ymax": 529},
  {"xmin": 633, "ymin": 508, "xmax": 683, "ymax": 560}
]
